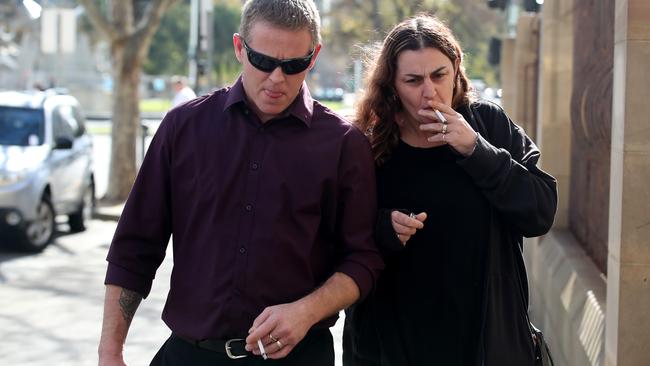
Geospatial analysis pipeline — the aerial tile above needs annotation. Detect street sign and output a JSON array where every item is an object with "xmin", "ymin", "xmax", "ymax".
[{"xmin": 40, "ymin": 8, "xmax": 76, "ymax": 54}]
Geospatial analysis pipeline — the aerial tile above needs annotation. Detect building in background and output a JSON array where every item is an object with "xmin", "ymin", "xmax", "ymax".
[
  {"xmin": 490, "ymin": 0, "xmax": 650, "ymax": 365},
  {"xmin": 0, "ymin": 1, "xmax": 110, "ymax": 115}
]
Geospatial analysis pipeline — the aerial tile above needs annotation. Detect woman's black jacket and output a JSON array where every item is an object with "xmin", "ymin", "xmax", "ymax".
[{"xmin": 366, "ymin": 100, "xmax": 558, "ymax": 366}]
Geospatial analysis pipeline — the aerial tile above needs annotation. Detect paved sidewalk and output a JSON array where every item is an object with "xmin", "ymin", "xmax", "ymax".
[
  {"xmin": 94, "ymin": 202, "xmax": 125, "ymax": 221},
  {"xmin": 0, "ymin": 220, "xmax": 173, "ymax": 365}
]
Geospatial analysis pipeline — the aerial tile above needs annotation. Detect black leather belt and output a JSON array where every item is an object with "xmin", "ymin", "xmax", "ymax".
[{"xmin": 173, "ymin": 333, "xmax": 252, "ymax": 359}]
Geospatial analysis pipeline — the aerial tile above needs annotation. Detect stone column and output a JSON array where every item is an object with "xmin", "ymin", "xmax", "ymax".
[
  {"xmin": 606, "ymin": 0, "xmax": 650, "ymax": 365},
  {"xmin": 536, "ymin": 0, "xmax": 574, "ymax": 229},
  {"xmin": 512, "ymin": 13, "xmax": 540, "ymax": 140},
  {"xmin": 500, "ymin": 37, "xmax": 516, "ymax": 116}
]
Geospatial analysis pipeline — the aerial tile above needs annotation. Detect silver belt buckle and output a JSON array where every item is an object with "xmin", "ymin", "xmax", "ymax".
[{"xmin": 225, "ymin": 338, "xmax": 247, "ymax": 359}]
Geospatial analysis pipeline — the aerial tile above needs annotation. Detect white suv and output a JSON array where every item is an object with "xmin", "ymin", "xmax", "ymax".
[{"xmin": 0, "ymin": 90, "xmax": 94, "ymax": 252}]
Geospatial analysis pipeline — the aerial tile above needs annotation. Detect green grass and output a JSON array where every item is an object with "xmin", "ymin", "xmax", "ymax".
[
  {"xmin": 140, "ymin": 98, "xmax": 348, "ymax": 113},
  {"xmin": 139, "ymin": 98, "xmax": 348, "ymax": 113},
  {"xmin": 87, "ymin": 124, "xmax": 111, "ymax": 135},
  {"xmin": 320, "ymin": 100, "xmax": 346, "ymax": 113},
  {"xmin": 86, "ymin": 99, "xmax": 349, "ymax": 136},
  {"xmin": 140, "ymin": 98, "xmax": 172, "ymax": 113}
]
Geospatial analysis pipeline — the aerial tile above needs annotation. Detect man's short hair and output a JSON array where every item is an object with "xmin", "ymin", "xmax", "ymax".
[
  {"xmin": 170, "ymin": 75, "xmax": 187, "ymax": 86},
  {"xmin": 239, "ymin": 0, "xmax": 321, "ymax": 48}
]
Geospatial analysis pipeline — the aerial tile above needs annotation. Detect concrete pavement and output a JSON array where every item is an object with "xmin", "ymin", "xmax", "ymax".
[{"xmin": 0, "ymin": 219, "xmax": 173, "ymax": 365}]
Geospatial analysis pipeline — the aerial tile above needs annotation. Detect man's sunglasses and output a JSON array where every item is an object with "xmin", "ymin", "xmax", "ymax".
[{"xmin": 241, "ymin": 38, "xmax": 315, "ymax": 75}]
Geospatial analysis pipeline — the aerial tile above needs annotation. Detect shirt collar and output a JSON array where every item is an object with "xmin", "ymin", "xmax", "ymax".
[{"xmin": 224, "ymin": 75, "xmax": 314, "ymax": 127}]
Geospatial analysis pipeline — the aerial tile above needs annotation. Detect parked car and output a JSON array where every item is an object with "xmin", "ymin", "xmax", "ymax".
[{"xmin": 0, "ymin": 89, "xmax": 94, "ymax": 252}]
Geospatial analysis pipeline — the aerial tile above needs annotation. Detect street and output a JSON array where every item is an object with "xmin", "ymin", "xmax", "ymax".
[
  {"xmin": 0, "ymin": 216, "xmax": 346, "ymax": 365},
  {"xmin": 0, "ymin": 219, "xmax": 173, "ymax": 365}
]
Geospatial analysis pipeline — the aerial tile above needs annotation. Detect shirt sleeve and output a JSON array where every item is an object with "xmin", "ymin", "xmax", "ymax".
[
  {"xmin": 333, "ymin": 127, "xmax": 384, "ymax": 301},
  {"xmin": 457, "ymin": 102, "xmax": 558, "ymax": 237},
  {"xmin": 104, "ymin": 112, "xmax": 176, "ymax": 298}
]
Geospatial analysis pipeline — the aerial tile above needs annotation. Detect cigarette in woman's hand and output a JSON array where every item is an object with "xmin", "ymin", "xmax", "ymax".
[{"xmin": 434, "ymin": 109, "xmax": 447, "ymax": 123}]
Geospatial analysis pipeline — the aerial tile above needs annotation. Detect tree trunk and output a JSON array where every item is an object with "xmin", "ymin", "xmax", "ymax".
[
  {"xmin": 104, "ymin": 40, "xmax": 142, "ymax": 203},
  {"xmin": 76, "ymin": 0, "xmax": 178, "ymax": 203}
]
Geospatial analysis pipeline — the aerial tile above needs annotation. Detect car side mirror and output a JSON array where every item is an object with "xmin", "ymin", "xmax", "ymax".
[{"xmin": 54, "ymin": 136, "xmax": 73, "ymax": 149}]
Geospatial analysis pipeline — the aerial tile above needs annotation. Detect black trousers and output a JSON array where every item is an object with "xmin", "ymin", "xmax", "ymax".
[{"xmin": 150, "ymin": 329, "xmax": 334, "ymax": 366}]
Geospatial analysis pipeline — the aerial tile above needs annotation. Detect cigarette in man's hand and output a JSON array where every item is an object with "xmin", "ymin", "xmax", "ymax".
[
  {"xmin": 434, "ymin": 109, "xmax": 447, "ymax": 123},
  {"xmin": 257, "ymin": 339, "xmax": 267, "ymax": 360}
]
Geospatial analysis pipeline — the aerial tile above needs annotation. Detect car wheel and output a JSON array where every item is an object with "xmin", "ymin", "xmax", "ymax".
[
  {"xmin": 18, "ymin": 195, "xmax": 55, "ymax": 252},
  {"xmin": 69, "ymin": 182, "xmax": 95, "ymax": 232}
]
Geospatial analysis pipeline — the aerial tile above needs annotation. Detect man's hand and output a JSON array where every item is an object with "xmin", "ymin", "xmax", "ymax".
[
  {"xmin": 244, "ymin": 301, "xmax": 315, "ymax": 359},
  {"xmin": 244, "ymin": 272, "xmax": 359, "ymax": 359}
]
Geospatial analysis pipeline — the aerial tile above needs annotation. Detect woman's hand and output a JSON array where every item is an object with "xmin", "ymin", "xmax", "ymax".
[
  {"xmin": 392, "ymin": 210, "xmax": 427, "ymax": 245},
  {"xmin": 417, "ymin": 100, "xmax": 478, "ymax": 157}
]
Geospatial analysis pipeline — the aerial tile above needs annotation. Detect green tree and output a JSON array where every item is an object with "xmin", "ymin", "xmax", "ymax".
[
  {"xmin": 78, "ymin": 0, "xmax": 180, "ymax": 202},
  {"xmin": 144, "ymin": 1, "xmax": 190, "ymax": 75},
  {"xmin": 324, "ymin": 0, "xmax": 503, "ymax": 86},
  {"xmin": 212, "ymin": 1, "xmax": 241, "ymax": 86},
  {"xmin": 142, "ymin": 0, "xmax": 240, "ymax": 86}
]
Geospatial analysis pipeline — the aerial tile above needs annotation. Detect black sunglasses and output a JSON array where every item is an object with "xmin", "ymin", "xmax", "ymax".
[{"xmin": 241, "ymin": 39, "xmax": 315, "ymax": 75}]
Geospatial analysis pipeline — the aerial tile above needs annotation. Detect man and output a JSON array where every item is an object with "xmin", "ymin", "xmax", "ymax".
[
  {"xmin": 97, "ymin": 1, "xmax": 383, "ymax": 365},
  {"xmin": 170, "ymin": 75, "xmax": 196, "ymax": 107}
]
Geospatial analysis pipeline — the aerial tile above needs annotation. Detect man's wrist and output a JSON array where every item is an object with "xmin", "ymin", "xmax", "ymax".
[
  {"xmin": 98, "ymin": 343, "xmax": 123, "ymax": 356},
  {"xmin": 294, "ymin": 297, "xmax": 320, "ymax": 327}
]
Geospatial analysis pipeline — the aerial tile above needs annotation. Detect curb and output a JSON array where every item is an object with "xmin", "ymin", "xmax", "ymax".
[{"xmin": 93, "ymin": 204, "xmax": 124, "ymax": 222}]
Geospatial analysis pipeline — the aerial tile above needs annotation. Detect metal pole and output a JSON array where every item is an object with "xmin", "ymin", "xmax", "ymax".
[
  {"xmin": 188, "ymin": 0, "xmax": 199, "ymax": 90},
  {"xmin": 141, "ymin": 122, "xmax": 148, "ymax": 164},
  {"xmin": 203, "ymin": 0, "xmax": 214, "ymax": 91}
]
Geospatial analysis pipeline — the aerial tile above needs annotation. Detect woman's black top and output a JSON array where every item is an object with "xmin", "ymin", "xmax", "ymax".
[
  {"xmin": 344, "ymin": 101, "xmax": 558, "ymax": 366},
  {"xmin": 369, "ymin": 140, "xmax": 490, "ymax": 366}
]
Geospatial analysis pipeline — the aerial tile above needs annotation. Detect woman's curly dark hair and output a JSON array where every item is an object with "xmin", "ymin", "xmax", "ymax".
[{"xmin": 354, "ymin": 14, "xmax": 474, "ymax": 165}]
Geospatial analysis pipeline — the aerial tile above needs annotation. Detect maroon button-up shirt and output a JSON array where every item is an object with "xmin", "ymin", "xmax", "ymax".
[{"xmin": 105, "ymin": 77, "xmax": 383, "ymax": 339}]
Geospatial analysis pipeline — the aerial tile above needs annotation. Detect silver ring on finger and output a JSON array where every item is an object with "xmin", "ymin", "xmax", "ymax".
[
  {"xmin": 442, "ymin": 123, "xmax": 448, "ymax": 134},
  {"xmin": 276, "ymin": 340, "xmax": 283, "ymax": 349},
  {"xmin": 269, "ymin": 334, "xmax": 277, "ymax": 342},
  {"xmin": 442, "ymin": 133, "xmax": 446, "ymax": 142}
]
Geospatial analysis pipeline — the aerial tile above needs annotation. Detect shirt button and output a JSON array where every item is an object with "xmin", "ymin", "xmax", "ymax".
[
  {"xmin": 251, "ymin": 162, "xmax": 259, "ymax": 170},
  {"xmin": 239, "ymin": 247, "xmax": 246, "ymax": 254},
  {"xmin": 245, "ymin": 204, "xmax": 253, "ymax": 212}
]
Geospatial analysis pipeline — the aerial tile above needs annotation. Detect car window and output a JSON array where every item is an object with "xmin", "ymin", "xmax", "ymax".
[
  {"xmin": 52, "ymin": 105, "xmax": 76, "ymax": 140},
  {"xmin": 71, "ymin": 105, "xmax": 86, "ymax": 137},
  {"xmin": 0, "ymin": 106, "xmax": 45, "ymax": 146}
]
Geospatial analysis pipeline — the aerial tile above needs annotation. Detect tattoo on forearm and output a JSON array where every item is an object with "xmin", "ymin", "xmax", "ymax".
[{"xmin": 118, "ymin": 288, "xmax": 142, "ymax": 325}]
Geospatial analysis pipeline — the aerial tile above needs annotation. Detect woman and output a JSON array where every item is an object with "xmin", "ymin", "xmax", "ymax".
[{"xmin": 343, "ymin": 15, "xmax": 557, "ymax": 366}]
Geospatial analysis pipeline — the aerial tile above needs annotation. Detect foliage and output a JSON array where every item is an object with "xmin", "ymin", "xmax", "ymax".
[
  {"xmin": 211, "ymin": 1, "xmax": 241, "ymax": 86},
  {"xmin": 77, "ymin": 0, "xmax": 179, "ymax": 202},
  {"xmin": 141, "ymin": 0, "xmax": 241, "ymax": 86},
  {"xmin": 144, "ymin": 1, "xmax": 190, "ymax": 75},
  {"xmin": 323, "ymin": 0, "xmax": 504, "ymax": 86}
]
